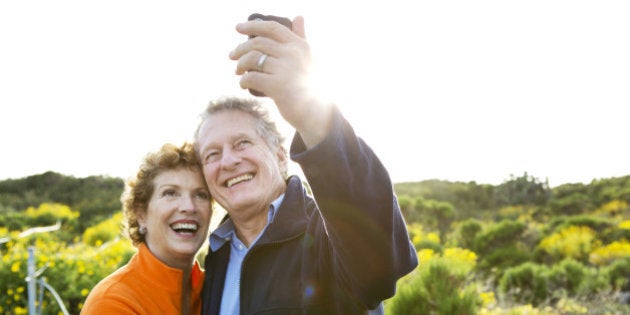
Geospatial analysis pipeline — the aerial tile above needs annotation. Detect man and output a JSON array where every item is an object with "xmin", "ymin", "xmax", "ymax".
[{"xmin": 196, "ymin": 16, "xmax": 418, "ymax": 314}]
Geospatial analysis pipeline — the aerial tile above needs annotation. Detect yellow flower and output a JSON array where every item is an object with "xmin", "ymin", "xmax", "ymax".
[
  {"xmin": 589, "ymin": 240, "xmax": 630, "ymax": 266},
  {"xmin": 11, "ymin": 261, "xmax": 20, "ymax": 273},
  {"xmin": 412, "ymin": 234, "xmax": 422, "ymax": 245},
  {"xmin": 539, "ymin": 225, "xmax": 596, "ymax": 260},
  {"xmin": 479, "ymin": 291, "xmax": 496, "ymax": 307},
  {"xmin": 418, "ymin": 249, "xmax": 435, "ymax": 264},
  {"xmin": 426, "ymin": 232, "xmax": 440, "ymax": 243},
  {"xmin": 444, "ymin": 247, "xmax": 477, "ymax": 265},
  {"xmin": 557, "ymin": 298, "xmax": 588, "ymax": 314},
  {"xmin": 81, "ymin": 288, "xmax": 90, "ymax": 297},
  {"xmin": 14, "ymin": 306, "xmax": 27, "ymax": 314}
]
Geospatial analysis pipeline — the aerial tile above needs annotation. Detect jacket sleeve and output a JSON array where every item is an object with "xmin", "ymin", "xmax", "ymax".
[{"xmin": 290, "ymin": 106, "xmax": 418, "ymax": 309}]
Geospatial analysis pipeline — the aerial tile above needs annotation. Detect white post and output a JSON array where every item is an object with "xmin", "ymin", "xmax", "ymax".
[{"xmin": 27, "ymin": 246, "xmax": 37, "ymax": 315}]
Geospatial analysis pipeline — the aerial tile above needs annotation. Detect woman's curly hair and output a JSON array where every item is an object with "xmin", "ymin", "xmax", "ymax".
[{"xmin": 120, "ymin": 142, "xmax": 208, "ymax": 246}]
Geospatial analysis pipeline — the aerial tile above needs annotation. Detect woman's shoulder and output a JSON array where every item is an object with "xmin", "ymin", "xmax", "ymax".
[{"xmin": 80, "ymin": 258, "xmax": 143, "ymax": 313}]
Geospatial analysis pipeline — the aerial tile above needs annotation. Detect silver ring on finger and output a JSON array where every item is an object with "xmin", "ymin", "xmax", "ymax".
[{"xmin": 256, "ymin": 53, "xmax": 268, "ymax": 72}]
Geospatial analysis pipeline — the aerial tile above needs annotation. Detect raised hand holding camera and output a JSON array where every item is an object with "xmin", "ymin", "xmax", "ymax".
[
  {"xmin": 230, "ymin": 14, "xmax": 332, "ymax": 148},
  {"xmin": 245, "ymin": 14, "xmax": 292, "ymax": 97}
]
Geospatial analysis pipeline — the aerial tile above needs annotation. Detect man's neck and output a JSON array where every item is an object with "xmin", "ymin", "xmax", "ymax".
[{"xmin": 233, "ymin": 211, "xmax": 269, "ymax": 248}]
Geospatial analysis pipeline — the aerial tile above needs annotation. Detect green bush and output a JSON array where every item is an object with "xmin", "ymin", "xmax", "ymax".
[
  {"xmin": 386, "ymin": 249, "xmax": 480, "ymax": 315},
  {"xmin": 498, "ymin": 262, "xmax": 550, "ymax": 305},
  {"xmin": 414, "ymin": 239, "xmax": 443, "ymax": 254},
  {"xmin": 604, "ymin": 257, "xmax": 630, "ymax": 290},
  {"xmin": 0, "ymin": 233, "xmax": 134, "ymax": 314},
  {"xmin": 499, "ymin": 259, "xmax": 611, "ymax": 307},
  {"xmin": 561, "ymin": 259, "xmax": 588, "ymax": 295},
  {"xmin": 472, "ymin": 220, "xmax": 531, "ymax": 276},
  {"xmin": 473, "ymin": 220, "xmax": 527, "ymax": 255},
  {"xmin": 547, "ymin": 259, "xmax": 588, "ymax": 295},
  {"xmin": 477, "ymin": 245, "xmax": 532, "ymax": 276},
  {"xmin": 454, "ymin": 219, "xmax": 482, "ymax": 250}
]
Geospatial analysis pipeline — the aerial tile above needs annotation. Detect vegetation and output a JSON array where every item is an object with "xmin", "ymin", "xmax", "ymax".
[
  {"xmin": 1, "ymin": 172, "xmax": 630, "ymax": 314},
  {"xmin": 387, "ymin": 173, "xmax": 630, "ymax": 314}
]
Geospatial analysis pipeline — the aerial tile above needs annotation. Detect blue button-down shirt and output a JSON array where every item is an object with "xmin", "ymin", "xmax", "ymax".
[{"xmin": 209, "ymin": 195, "xmax": 284, "ymax": 315}]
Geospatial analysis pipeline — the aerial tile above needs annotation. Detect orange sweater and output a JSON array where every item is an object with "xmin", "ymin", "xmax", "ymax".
[{"xmin": 81, "ymin": 243, "xmax": 204, "ymax": 314}]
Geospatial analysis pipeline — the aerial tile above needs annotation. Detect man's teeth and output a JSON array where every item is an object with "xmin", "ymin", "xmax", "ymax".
[
  {"xmin": 227, "ymin": 174, "xmax": 253, "ymax": 187},
  {"xmin": 171, "ymin": 223, "xmax": 198, "ymax": 233}
]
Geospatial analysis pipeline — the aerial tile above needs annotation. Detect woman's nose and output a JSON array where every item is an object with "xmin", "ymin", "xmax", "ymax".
[{"xmin": 179, "ymin": 195, "xmax": 196, "ymax": 212}]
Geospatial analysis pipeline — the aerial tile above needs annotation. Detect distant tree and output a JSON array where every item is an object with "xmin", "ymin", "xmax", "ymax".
[
  {"xmin": 587, "ymin": 175, "xmax": 630, "ymax": 205},
  {"xmin": 395, "ymin": 180, "xmax": 494, "ymax": 219},
  {"xmin": 0, "ymin": 172, "xmax": 124, "ymax": 233},
  {"xmin": 414, "ymin": 197, "xmax": 456, "ymax": 242},
  {"xmin": 397, "ymin": 195, "xmax": 415, "ymax": 223},
  {"xmin": 494, "ymin": 172, "xmax": 551, "ymax": 208}
]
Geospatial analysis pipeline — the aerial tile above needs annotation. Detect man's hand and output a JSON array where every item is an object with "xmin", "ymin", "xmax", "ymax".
[{"xmin": 229, "ymin": 16, "xmax": 332, "ymax": 148}]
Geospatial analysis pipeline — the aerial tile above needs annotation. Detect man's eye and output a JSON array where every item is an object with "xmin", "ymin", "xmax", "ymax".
[
  {"xmin": 205, "ymin": 151, "xmax": 220, "ymax": 163},
  {"xmin": 236, "ymin": 140, "xmax": 252, "ymax": 149}
]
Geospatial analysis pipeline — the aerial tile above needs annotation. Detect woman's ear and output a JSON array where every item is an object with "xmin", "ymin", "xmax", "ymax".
[{"xmin": 136, "ymin": 209, "xmax": 147, "ymax": 228}]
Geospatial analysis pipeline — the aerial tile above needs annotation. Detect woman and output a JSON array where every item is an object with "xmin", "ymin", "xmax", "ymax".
[{"xmin": 81, "ymin": 142, "xmax": 212, "ymax": 315}]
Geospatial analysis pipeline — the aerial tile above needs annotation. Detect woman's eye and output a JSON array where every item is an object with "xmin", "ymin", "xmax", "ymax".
[
  {"xmin": 162, "ymin": 189, "xmax": 177, "ymax": 197},
  {"xmin": 196, "ymin": 191, "xmax": 210, "ymax": 200}
]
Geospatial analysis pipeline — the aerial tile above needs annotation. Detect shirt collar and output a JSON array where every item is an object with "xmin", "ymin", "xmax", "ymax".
[{"xmin": 209, "ymin": 194, "xmax": 285, "ymax": 252}]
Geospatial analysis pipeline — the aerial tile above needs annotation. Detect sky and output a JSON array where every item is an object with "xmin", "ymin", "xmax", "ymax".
[{"xmin": 1, "ymin": 1, "xmax": 629, "ymax": 188}]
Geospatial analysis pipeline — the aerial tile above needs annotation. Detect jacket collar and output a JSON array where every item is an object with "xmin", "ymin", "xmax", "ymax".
[{"xmin": 256, "ymin": 175, "xmax": 310, "ymax": 245}]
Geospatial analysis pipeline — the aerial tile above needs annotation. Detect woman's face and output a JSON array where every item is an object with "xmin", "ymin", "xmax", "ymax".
[{"xmin": 138, "ymin": 167, "xmax": 212, "ymax": 269}]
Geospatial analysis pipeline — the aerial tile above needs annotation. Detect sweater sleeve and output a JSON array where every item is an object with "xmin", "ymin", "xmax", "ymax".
[{"xmin": 290, "ymin": 106, "xmax": 418, "ymax": 309}]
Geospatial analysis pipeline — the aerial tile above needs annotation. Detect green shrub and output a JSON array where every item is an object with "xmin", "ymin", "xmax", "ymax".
[
  {"xmin": 473, "ymin": 220, "xmax": 527, "ymax": 255},
  {"xmin": 386, "ymin": 248, "xmax": 480, "ymax": 315},
  {"xmin": 499, "ymin": 259, "xmax": 611, "ymax": 307},
  {"xmin": 415, "ymin": 239, "xmax": 443, "ymax": 254},
  {"xmin": 604, "ymin": 257, "xmax": 630, "ymax": 290},
  {"xmin": 0, "ymin": 232, "xmax": 134, "ymax": 314},
  {"xmin": 477, "ymin": 245, "xmax": 532, "ymax": 277},
  {"xmin": 454, "ymin": 219, "xmax": 482, "ymax": 249},
  {"xmin": 472, "ymin": 220, "xmax": 531, "ymax": 277},
  {"xmin": 547, "ymin": 259, "xmax": 588, "ymax": 295},
  {"xmin": 498, "ymin": 262, "xmax": 549, "ymax": 305}
]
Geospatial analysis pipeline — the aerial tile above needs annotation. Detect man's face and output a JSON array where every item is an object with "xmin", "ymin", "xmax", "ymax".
[{"xmin": 196, "ymin": 110, "xmax": 287, "ymax": 221}]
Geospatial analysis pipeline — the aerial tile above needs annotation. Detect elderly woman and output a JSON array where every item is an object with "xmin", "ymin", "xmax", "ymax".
[{"xmin": 81, "ymin": 142, "xmax": 212, "ymax": 315}]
